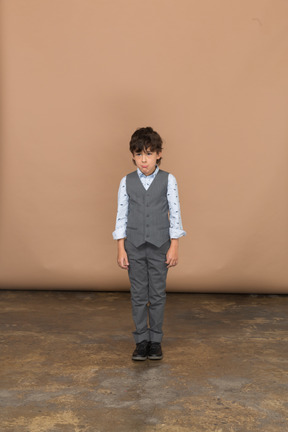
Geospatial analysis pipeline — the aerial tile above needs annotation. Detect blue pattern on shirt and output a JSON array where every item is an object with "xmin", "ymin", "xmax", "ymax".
[{"xmin": 112, "ymin": 166, "xmax": 186, "ymax": 240}]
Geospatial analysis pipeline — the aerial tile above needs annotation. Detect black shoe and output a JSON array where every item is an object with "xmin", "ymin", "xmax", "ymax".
[
  {"xmin": 148, "ymin": 342, "xmax": 163, "ymax": 360},
  {"xmin": 132, "ymin": 340, "xmax": 149, "ymax": 361}
]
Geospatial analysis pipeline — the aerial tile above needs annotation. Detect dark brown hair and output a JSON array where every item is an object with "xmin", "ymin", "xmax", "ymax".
[{"xmin": 129, "ymin": 127, "xmax": 163, "ymax": 165}]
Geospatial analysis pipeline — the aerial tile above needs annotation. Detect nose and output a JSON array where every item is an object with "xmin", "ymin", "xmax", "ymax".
[{"xmin": 141, "ymin": 153, "xmax": 147, "ymax": 162}]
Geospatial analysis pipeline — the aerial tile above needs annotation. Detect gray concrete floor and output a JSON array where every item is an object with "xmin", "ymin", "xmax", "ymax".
[{"xmin": 1, "ymin": 290, "xmax": 288, "ymax": 432}]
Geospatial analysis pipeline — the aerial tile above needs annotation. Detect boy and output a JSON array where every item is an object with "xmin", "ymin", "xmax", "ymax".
[{"xmin": 113, "ymin": 127, "xmax": 186, "ymax": 361}]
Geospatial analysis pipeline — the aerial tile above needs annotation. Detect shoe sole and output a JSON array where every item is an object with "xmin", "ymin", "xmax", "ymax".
[
  {"xmin": 132, "ymin": 356, "xmax": 147, "ymax": 361},
  {"xmin": 148, "ymin": 355, "xmax": 163, "ymax": 360}
]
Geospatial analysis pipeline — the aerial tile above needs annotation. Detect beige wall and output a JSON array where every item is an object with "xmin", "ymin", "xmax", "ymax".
[{"xmin": 1, "ymin": 0, "xmax": 288, "ymax": 292}]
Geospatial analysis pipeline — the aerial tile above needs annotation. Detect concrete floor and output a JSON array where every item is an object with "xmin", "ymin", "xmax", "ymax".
[{"xmin": 1, "ymin": 291, "xmax": 288, "ymax": 432}]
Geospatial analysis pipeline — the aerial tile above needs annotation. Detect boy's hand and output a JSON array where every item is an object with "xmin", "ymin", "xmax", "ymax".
[
  {"xmin": 166, "ymin": 239, "xmax": 179, "ymax": 268},
  {"xmin": 117, "ymin": 250, "xmax": 129, "ymax": 270},
  {"xmin": 117, "ymin": 239, "xmax": 129, "ymax": 270}
]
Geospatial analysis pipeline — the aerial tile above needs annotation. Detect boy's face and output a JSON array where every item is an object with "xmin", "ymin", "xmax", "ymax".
[{"xmin": 132, "ymin": 148, "xmax": 162, "ymax": 176}]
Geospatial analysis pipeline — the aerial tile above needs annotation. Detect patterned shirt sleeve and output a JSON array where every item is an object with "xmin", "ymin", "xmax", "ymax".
[
  {"xmin": 112, "ymin": 176, "xmax": 129, "ymax": 240},
  {"xmin": 167, "ymin": 174, "xmax": 186, "ymax": 239}
]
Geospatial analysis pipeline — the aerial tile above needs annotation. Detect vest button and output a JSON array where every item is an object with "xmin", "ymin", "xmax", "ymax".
[
  {"xmin": 146, "ymin": 214, "xmax": 150, "ymax": 217},
  {"xmin": 146, "ymin": 224, "xmax": 149, "ymax": 228}
]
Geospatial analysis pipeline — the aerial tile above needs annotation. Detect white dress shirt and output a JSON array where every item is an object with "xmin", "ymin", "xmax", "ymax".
[{"xmin": 113, "ymin": 166, "xmax": 186, "ymax": 240}]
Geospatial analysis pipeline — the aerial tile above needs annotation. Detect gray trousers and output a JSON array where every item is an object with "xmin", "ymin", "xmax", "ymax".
[{"xmin": 124, "ymin": 239, "xmax": 171, "ymax": 343}]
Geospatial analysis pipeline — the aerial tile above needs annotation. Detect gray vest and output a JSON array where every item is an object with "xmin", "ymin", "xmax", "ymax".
[{"xmin": 126, "ymin": 169, "xmax": 170, "ymax": 247}]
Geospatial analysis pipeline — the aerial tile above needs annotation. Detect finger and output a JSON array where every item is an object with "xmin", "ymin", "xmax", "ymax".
[
  {"xmin": 123, "ymin": 259, "xmax": 129, "ymax": 269},
  {"xmin": 118, "ymin": 259, "xmax": 127, "ymax": 269}
]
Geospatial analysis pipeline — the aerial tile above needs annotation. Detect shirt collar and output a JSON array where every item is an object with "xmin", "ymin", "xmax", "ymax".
[{"xmin": 137, "ymin": 165, "xmax": 159, "ymax": 179}]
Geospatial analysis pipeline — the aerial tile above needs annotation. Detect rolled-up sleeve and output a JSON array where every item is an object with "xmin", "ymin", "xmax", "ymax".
[
  {"xmin": 167, "ymin": 174, "xmax": 186, "ymax": 239},
  {"xmin": 112, "ymin": 176, "xmax": 129, "ymax": 240}
]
